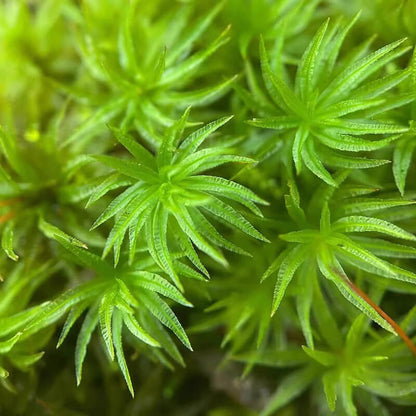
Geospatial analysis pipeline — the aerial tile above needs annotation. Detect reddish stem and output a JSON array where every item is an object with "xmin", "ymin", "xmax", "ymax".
[
  {"xmin": 0, "ymin": 211, "xmax": 15, "ymax": 224},
  {"xmin": 0, "ymin": 198, "xmax": 20, "ymax": 208},
  {"xmin": 340, "ymin": 273, "xmax": 416, "ymax": 356}
]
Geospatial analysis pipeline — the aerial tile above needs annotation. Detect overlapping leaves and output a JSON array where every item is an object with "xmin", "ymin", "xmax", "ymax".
[
  {"xmin": 240, "ymin": 299, "xmax": 416, "ymax": 416},
  {"xmin": 0, "ymin": 123, "xmax": 98, "ymax": 260},
  {"xmin": 90, "ymin": 110, "xmax": 268, "ymax": 289},
  {"xmin": 66, "ymin": 1, "xmax": 234, "ymax": 147},
  {"xmin": 246, "ymin": 15, "xmax": 413, "ymax": 185},
  {"xmin": 22, "ymin": 235, "xmax": 192, "ymax": 396},
  {"xmin": 264, "ymin": 182, "xmax": 416, "ymax": 345}
]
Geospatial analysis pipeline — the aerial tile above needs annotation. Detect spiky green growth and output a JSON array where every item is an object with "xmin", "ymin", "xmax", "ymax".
[
  {"xmin": 392, "ymin": 49, "xmax": 416, "ymax": 196},
  {"xmin": 23, "ymin": 235, "xmax": 193, "ymax": 397},
  {"xmin": 190, "ymin": 242, "xmax": 282, "ymax": 357},
  {"xmin": 263, "ymin": 177, "xmax": 416, "ymax": 345},
  {"xmin": 0, "ymin": 123, "xmax": 98, "ymax": 260},
  {"xmin": 2, "ymin": 2, "xmax": 416, "ymax": 415},
  {"xmin": 330, "ymin": 0, "xmax": 416, "ymax": 44},
  {"xmin": 90, "ymin": 110, "xmax": 268, "ymax": 288},
  {"xmin": 246, "ymin": 16, "xmax": 412, "ymax": 185},
  {"xmin": 224, "ymin": 0, "xmax": 319, "ymax": 58},
  {"xmin": 66, "ymin": 2, "xmax": 234, "ymax": 147},
  {"xmin": 0, "ymin": 260, "xmax": 53, "ymax": 391},
  {"xmin": 240, "ymin": 300, "xmax": 416, "ymax": 416}
]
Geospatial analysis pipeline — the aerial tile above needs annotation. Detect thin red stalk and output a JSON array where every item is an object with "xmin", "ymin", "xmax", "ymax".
[
  {"xmin": 0, "ymin": 212, "xmax": 14, "ymax": 224},
  {"xmin": 340, "ymin": 273, "xmax": 416, "ymax": 356},
  {"xmin": 0, "ymin": 198, "xmax": 20, "ymax": 207}
]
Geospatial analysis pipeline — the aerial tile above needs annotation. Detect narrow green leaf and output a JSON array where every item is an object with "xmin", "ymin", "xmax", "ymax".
[
  {"xmin": 353, "ymin": 236, "xmax": 416, "ymax": 258},
  {"xmin": 118, "ymin": 0, "xmax": 138, "ymax": 75},
  {"xmin": 272, "ymin": 245, "xmax": 310, "ymax": 315},
  {"xmin": 279, "ymin": 230, "xmax": 317, "ymax": 244},
  {"xmin": 340, "ymin": 377, "xmax": 357, "ymax": 416},
  {"xmin": 173, "ymin": 223, "xmax": 209, "ymax": 276},
  {"xmin": 75, "ymin": 305, "xmax": 99, "ymax": 385},
  {"xmin": 92, "ymin": 155, "xmax": 158, "ymax": 183},
  {"xmin": 86, "ymin": 173, "xmax": 133, "ymax": 208},
  {"xmin": 316, "ymin": 130, "xmax": 399, "ymax": 152},
  {"xmin": 319, "ymin": 147, "xmax": 390, "ymax": 169},
  {"xmin": 1, "ymin": 221, "xmax": 18, "ymax": 261},
  {"xmin": 302, "ymin": 140, "xmax": 337, "ymax": 186},
  {"xmin": 112, "ymin": 310, "xmax": 134, "ymax": 397},
  {"xmin": 292, "ymin": 125, "xmax": 310, "ymax": 174},
  {"xmin": 331, "ymin": 235, "xmax": 396, "ymax": 277},
  {"xmin": 98, "ymin": 289, "xmax": 116, "ymax": 360},
  {"xmin": 152, "ymin": 47, "xmax": 167, "ymax": 84},
  {"xmin": 91, "ymin": 182, "xmax": 144, "ymax": 229},
  {"xmin": 57, "ymin": 301, "xmax": 89, "ymax": 348},
  {"xmin": 325, "ymin": 12, "xmax": 360, "ymax": 74},
  {"xmin": 259, "ymin": 36, "xmax": 306, "ymax": 116},
  {"xmin": 318, "ymin": 98, "xmax": 385, "ymax": 118},
  {"xmin": 139, "ymin": 292, "xmax": 192, "ymax": 350},
  {"xmin": 333, "ymin": 216, "xmax": 416, "ymax": 241},
  {"xmin": 354, "ymin": 68, "xmax": 410, "ymax": 99},
  {"xmin": 393, "ymin": 137, "xmax": 416, "ymax": 196},
  {"xmin": 323, "ymin": 370, "xmax": 339, "ymax": 411},
  {"xmin": 123, "ymin": 312, "xmax": 160, "ymax": 347},
  {"xmin": 166, "ymin": 2, "xmax": 223, "ymax": 65},
  {"xmin": 160, "ymin": 26, "xmax": 230, "ymax": 86},
  {"xmin": 173, "ymin": 205, "xmax": 228, "ymax": 266},
  {"xmin": 247, "ymin": 116, "xmax": 299, "ymax": 130},
  {"xmin": 38, "ymin": 217, "xmax": 87, "ymax": 249},
  {"xmin": 103, "ymin": 187, "xmax": 158, "ymax": 262},
  {"xmin": 24, "ymin": 282, "xmax": 106, "ymax": 336},
  {"xmin": 302, "ymin": 346, "xmax": 336, "ymax": 366},
  {"xmin": 163, "ymin": 76, "xmax": 236, "ymax": 107},
  {"xmin": 183, "ymin": 175, "xmax": 268, "ymax": 212},
  {"xmin": 296, "ymin": 19, "xmax": 329, "ymax": 99},
  {"xmin": 110, "ymin": 127, "xmax": 156, "ymax": 168},
  {"xmin": 55, "ymin": 236, "xmax": 113, "ymax": 276},
  {"xmin": 296, "ymin": 261, "xmax": 314, "ymax": 347},
  {"xmin": 148, "ymin": 205, "xmax": 182, "ymax": 290},
  {"xmin": 317, "ymin": 249, "xmax": 395, "ymax": 333},
  {"xmin": 190, "ymin": 208, "xmax": 249, "ymax": 256},
  {"xmin": 203, "ymin": 197, "xmax": 268, "ymax": 242},
  {"xmin": 63, "ymin": 97, "xmax": 126, "ymax": 147},
  {"xmin": 127, "ymin": 271, "xmax": 192, "ymax": 307},
  {"xmin": 320, "ymin": 38, "xmax": 410, "ymax": 105},
  {"xmin": 335, "ymin": 197, "xmax": 415, "ymax": 216},
  {"xmin": 177, "ymin": 116, "xmax": 233, "ymax": 161},
  {"xmin": 322, "ymin": 119, "xmax": 408, "ymax": 135},
  {"xmin": 0, "ymin": 332, "xmax": 21, "ymax": 354}
]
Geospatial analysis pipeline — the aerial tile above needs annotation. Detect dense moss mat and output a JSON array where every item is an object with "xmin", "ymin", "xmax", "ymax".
[{"xmin": 1, "ymin": 1, "xmax": 416, "ymax": 415}]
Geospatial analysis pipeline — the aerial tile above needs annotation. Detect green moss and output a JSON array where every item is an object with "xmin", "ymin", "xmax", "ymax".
[{"xmin": 1, "ymin": 1, "xmax": 416, "ymax": 415}]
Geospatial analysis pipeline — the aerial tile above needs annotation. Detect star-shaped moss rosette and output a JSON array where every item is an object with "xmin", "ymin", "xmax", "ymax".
[
  {"xmin": 263, "ymin": 176, "xmax": 416, "ymax": 348},
  {"xmin": 245, "ymin": 15, "xmax": 412, "ymax": 185},
  {"xmin": 21, "ymin": 236, "xmax": 193, "ymax": 397},
  {"xmin": 65, "ymin": 1, "xmax": 235, "ymax": 148},
  {"xmin": 237, "ymin": 301, "xmax": 416, "ymax": 416},
  {"xmin": 89, "ymin": 110, "xmax": 268, "ymax": 289}
]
